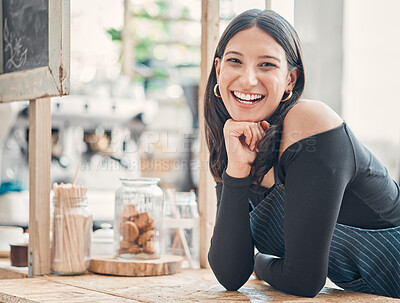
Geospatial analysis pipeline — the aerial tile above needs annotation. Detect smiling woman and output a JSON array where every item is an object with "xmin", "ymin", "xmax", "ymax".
[
  {"xmin": 204, "ymin": 9, "xmax": 400, "ymax": 299},
  {"xmin": 204, "ymin": 9, "xmax": 305, "ymax": 184}
]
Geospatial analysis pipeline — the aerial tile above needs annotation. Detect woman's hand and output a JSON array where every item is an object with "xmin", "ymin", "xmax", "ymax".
[{"xmin": 223, "ymin": 119, "xmax": 269, "ymax": 178}]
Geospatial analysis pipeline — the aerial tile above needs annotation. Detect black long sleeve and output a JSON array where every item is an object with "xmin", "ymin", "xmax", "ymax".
[
  {"xmin": 253, "ymin": 125, "xmax": 355, "ymax": 297},
  {"xmin": 208, "ymin": 172, "xmax": 254, "ymax": 291},
  {"xmin": 208, "ymin": 123, "xmax": 400, "ymax": 296}
]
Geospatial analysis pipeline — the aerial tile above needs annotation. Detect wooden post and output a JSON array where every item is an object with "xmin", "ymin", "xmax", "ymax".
[
  {"xmin": 198, "ymin": 0, "xmax": 219, "ymax": 268},
  {"xmin": 0, "ymin": 0, "xmax": 3, "ymax": 75},
  {"xmin": 266, "ymin": 0, "xmax": 272, "ymax": 10},
  {"xmin": 28, "ymin": 98, "xmax": 51, "ymax": 277},
  {"xmin": 122, "ymin": 0, "xmax": 133, "ymax": 78}
]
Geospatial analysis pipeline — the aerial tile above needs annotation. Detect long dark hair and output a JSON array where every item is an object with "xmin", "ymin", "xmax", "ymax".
[{"xmin": 204, "ymin": 9, "xmax": 305, "ymax": 183}]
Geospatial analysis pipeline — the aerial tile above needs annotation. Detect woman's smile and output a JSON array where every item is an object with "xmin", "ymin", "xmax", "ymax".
[{"xmin": 231, "ymin": 90, "xmax": 265, "ymax": 106}]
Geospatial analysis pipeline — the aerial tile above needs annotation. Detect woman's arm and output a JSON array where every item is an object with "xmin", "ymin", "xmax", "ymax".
[
  {"xmin": 208, "ymin": 173, "xmax": 254, "ymax": 290},
  {"xmin": 254, "ymin": 149, "xmax": 354, "ymax": 296},
  {"xmin": 208, "ymin": 119, "xmax": 268, "ymax": 290},
  {"xmin": 254, "ymin": 102, "xmax": 353, "ymax": 297}
]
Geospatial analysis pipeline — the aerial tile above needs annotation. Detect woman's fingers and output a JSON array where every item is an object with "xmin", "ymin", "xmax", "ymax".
[
  {"xmin": 249, "ymin": 122, "xmax": 267, "ymax": 151},
  {"xmin": 261, "ymin": 120, "xmax": 270, "ymax": 130},
  {"xmin": 243, "ymin": 125, "xmax": 252, "ymax": 147},
  {"xmin": 250, "ymin": 123, "xmax": 261, "ymax": 151},
  {"xmin": 253, "ymin": 123, "xmax": 264, "ymax": 152},
  {"xmin": 224, "ymin": 119, "xmax": 269, "ymax": 152},
  {"xmin": 224, "ymin": 119, "xmax": 253, "ymax": 146},
  {"xmin": 224, "ymin": 120, "xmax": 262, "ymax": 175},
  {"xmin": 252, "ymin": 121, "xmax": 269, "ymax": 152}
]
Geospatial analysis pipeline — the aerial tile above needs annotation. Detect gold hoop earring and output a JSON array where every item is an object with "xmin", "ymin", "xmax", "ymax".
[
  {"xmin": 281, "ymin": 90, "xmax": 293, "ymax": 102},
  {"xmin": 214, "ymin": 83, "xmax": 221, "ymax": 98}
]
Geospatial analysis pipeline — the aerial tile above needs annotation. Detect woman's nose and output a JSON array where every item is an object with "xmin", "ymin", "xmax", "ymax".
[{"xmin": 241, "ymin": 67, "xmax": 258, "ymax": 87}]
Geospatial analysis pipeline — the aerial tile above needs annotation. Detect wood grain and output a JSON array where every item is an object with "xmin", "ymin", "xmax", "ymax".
[
  {"xmin": 89, "ymin": 255, "xmax": 183, "ymax": 276},
  {"xmin": 198, "ymin": 0, "xmax": 220, "ymax": 269},
  {"xmin": 0, "ymin": 259, "xmax": 28, "ymax": 279},
  {"xmin": 0, "ymin": 278, "xmax": 136, "ymax": 303},
  {"xmin": 29, "ymin": 98, "xmax": 51, "ymax": 276},
  {"xmin": 0, "ymin": 269, "xmax": 396, "ymax": 303}
]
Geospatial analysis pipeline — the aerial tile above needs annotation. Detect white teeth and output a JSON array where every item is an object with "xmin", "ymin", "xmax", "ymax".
[
  {"xmin": 233, "ymin": 91, "xmax": 263, "ymax": 101},
  {"xmin": 238, "ymin": 100, "xmax": 253, "ymax": 104}
]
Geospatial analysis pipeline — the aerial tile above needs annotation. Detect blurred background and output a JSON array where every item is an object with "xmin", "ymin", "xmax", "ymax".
[{"xmin": 0, "ymin": 0, "xmax": 399, "ymax": 229}]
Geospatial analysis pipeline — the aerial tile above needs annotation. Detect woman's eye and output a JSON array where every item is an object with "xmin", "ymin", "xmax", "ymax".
[
  {"xmin": 260, "ymin": 62, "xmax": 276, "ymax": 67},
  {"xmin": 227, "ymin": 58, "xmax": 241, "ymax": 64}
]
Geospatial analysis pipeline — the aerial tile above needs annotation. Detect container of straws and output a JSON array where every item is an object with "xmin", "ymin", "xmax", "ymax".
[{"xmin": 51, "ymin": 183, "xmax": 92, "ymax": 275}]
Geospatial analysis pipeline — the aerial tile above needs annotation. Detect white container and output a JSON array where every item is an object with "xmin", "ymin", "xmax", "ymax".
[
  {"xmin": 0, "ymin": 226, "xmax": 24, "ymax": 255},
  {"xmin": 91, "ymin": 223, "xmax": 114, "ymax": 256}
]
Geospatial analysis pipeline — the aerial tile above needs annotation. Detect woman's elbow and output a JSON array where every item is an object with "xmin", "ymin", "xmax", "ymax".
[
  {"xmin": 208, "ymin": 253, "xmax": 252, "ymax": 291},
  {"xmin": 289, "ymin": 276, "xmax": 326, "ymax": 298},
  {"xmin": 217, "ymin": 276, "xmax": 247, "ymax": 291}
]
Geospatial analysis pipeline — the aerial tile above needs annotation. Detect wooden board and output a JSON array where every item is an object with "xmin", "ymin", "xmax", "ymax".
[
  {"xmin": 0, "ymin": 278, "xmax": 132, "ymax": 303},
  {"xmin": 0, "ymin": 259, "xmax": 28, "ymax": 279},
  {"xmin": 28, "ymin": 98, "xmax": 51, "ymax": 277},
  {"xmin": 0, "ymin": 269, "xmax": 397, "ymax": 303},
  {"xmin": 198, "ymin": 0, "xmax": 219, "ymax": 269},
  {"xmin": 89, "ymin": 255, "xmax": 183, "ymax": 277}
]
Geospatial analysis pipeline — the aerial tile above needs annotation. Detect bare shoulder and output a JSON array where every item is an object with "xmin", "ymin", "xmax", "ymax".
[{"xmin": 279, "ymin": 100, "xmax": 344, "ymax": 158}]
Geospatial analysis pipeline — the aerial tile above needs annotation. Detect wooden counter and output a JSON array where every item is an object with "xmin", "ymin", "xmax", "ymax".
[{"xmin": 0, "ymin": 269, "xmax": 398, "ymax": 302}]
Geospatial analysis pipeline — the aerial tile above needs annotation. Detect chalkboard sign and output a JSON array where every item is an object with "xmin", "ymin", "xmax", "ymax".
[
  {"xmin": 2, "ymin": 0, "xmax": 48, "ymax": 73},
  {"xmin": 0, "ymin": 0, "xmax": 69, "ymax": 103}
]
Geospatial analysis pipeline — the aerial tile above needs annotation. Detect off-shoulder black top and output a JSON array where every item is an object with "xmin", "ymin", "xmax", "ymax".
[{"xmin": 208, "ymin": 122, "xmax": 400, "ymax": 296}]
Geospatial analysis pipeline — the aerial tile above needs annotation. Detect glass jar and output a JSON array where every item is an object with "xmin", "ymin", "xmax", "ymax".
[
  {"xmin": 114, "ymin": 178, "xmax": 163, "ymax": 259},
  {"xmin": 163, "ymin": 190, "xmax": 200, "ymax": 268},
  {"xmin": 51, "ymin": 194, "xmax": 92, "ymax": 275}
]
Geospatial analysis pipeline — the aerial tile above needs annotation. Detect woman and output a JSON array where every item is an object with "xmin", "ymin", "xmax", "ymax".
[{"xmin": 205, "ymin": 9, "xmax": 400, "ymax": 299}]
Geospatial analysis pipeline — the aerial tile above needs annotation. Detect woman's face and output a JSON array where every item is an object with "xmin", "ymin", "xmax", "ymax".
[{"xmin": 215, "ymin": 26, "xmax": 298, "ymax": 122}]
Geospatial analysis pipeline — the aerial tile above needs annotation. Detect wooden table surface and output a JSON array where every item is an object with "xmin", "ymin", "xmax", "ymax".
[{"xmin": 0, "ymin": 269, "xmax": 399, "ymax": 302}]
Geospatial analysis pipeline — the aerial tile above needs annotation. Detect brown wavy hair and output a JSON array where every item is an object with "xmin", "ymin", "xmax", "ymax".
[{"xmin": 204, "ymin": 9, "xmax": 305, "ymax": 183}]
